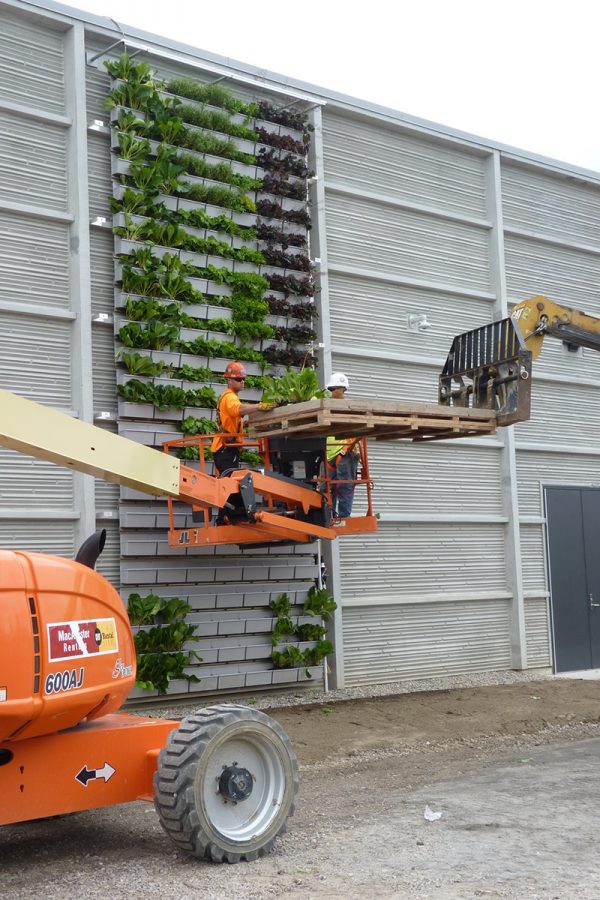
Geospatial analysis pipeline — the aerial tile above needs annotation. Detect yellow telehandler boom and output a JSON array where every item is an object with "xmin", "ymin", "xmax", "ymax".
[{"xmin": 439, "ymin": 295, "xmax": 600, "ymax": 426}]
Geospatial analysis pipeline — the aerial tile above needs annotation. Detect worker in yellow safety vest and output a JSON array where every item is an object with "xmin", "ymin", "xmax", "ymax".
[{"xmin": 325, "ymin": 372, "xmax": 359, "ymax": 518}]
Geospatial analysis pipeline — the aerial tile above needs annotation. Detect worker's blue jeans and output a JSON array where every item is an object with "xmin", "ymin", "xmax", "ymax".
[{"xmin": 328, "ymin": 453, "xmax": 358, "ymax": 518}]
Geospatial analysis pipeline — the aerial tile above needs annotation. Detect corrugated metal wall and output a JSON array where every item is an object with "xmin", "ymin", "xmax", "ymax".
[
  {"xmin": 321, "ymin": 105, "xmax": 600, "ymax": 684},
  {"xmin": 0, "ymin": 6, "xmax": 80, "ymax": 560},
  {"xmin": 4, "ymin": 0, "xmax": 600, "ymax": 691},
  {"xmin": 321, "ymin": 109, "xmax": 513, "ymax": 685},
  {"xmin": 503, "ymin": 159, "xmax": 600, "ymax": 668}
]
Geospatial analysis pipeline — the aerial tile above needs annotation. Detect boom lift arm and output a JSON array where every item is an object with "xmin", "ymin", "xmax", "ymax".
[{"xmin": 0, "ymin": 389, "xmax": 371, "ymax": 546}]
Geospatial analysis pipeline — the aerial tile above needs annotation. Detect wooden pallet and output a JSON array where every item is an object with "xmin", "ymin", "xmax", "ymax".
[{"xmin": 247, "ymin": 398, "xmax": 497, "ymax": 442}]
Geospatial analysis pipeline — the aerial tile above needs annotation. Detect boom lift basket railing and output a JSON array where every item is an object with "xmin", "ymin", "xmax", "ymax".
[
  {"xmin": 162, "ymin": 433, "xmax": 376, "ymax": 547},
  {"xmin": 438, "ymin": 317, "xmax": 532, "ymax": 426}
]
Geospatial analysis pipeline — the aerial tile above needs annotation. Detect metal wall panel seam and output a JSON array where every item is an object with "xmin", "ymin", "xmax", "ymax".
[
  {"xmin": 499, "ymin": 149, "xmax": 600, "ymax": 185},
  {"xmin": 342, "ymin": 590, "xmax": 513, "ymax": 607},
  {"xmin": 0, "ymin": 98, "xmax": 71, "ymax": 126},
  {"xmin": 377, "ymin": 514, "xmax": 509, "ymax": 523},
  {"xmin": 489, "ymin": 149, "xmax": 528, "ymax": 669},
  {"xmin": 504, "ymin": 226, "xmax": 600, "ymax": 257},
  {"xmin": 0, "ymin": 200, "xmax": 73, "ymax": 222},
  {"xmin": 331, "ymin": 344, "xmax": 443, "ymax": 366},
  {"xmin": 327, "ymin": 263, "xmax": 497, "ymax": 300},
  {"xmin": 64, "ymin": 22, "xmax": 96, "ymax": 546},
  {"xmin": 308, "ymin": 105, "xmax": 344, "ymax": 689},
  {"xmin": 326, "ymin": 180, "xmax": 493, "ymax": 229},
  {"xmin": 0, "ymin": 301, "xmax": 75, "ymax": 320},
  {"xmin": 0, "ymin": 509, "xmax": 78, "ymax": 519},
  {"xmin": 516, "ymin": 441, "xmax": 600, "ymax": 456}
]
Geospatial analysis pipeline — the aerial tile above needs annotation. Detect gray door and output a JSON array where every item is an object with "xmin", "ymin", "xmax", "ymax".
[{"xmin": 546, "ymin": 486, "xmax": 600, "ymax": 672}]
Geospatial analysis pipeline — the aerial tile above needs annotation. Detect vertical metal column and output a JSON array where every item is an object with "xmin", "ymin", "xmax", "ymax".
[
  {"xmin": 308, "ymin": 104, "xmax": 345, "ymax": 688},
  {"xmin": 64, "ymin": 22, "xmax": 96, "ymax": 546},
  {"xmin": 486, "ymin": 150, "xmax": 527, "ymax": 669}
]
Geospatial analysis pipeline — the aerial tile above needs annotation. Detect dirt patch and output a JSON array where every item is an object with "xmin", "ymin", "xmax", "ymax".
[
  {"xmin": 266, "ymin": 678, "xmax": 600, "ymax": 765},
  {"xmin": 3, "ymin": 678, "xmax": 600, "ymax": 899}
]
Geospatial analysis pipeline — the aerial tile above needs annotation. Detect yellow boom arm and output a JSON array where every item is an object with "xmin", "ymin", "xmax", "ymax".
[
  {"xmin": 511, "ymin": 295, "xmax": 600, "ymax": 359},
  {"xmin": 0, "ymin": 390, "xmax": 327, "ymax": 533}
]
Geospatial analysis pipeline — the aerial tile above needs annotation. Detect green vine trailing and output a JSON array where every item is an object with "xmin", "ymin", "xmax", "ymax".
[
  {"xmin": 127, "ymin": 593, "xmax": 202, "ymax": 694},
  {"xmin": 269, "ymin": 586, "xmax": 336, "ymax": 676}
]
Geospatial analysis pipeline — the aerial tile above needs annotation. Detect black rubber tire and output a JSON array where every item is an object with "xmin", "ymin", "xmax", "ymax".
[{"xmin": 153, "ymin": 704, "xmax": 299, "ymax": 863}]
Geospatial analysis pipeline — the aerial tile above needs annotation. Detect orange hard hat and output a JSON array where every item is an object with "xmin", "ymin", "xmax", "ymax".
[{"xmin": 224, "ymin": 361, "xmax": 247, "ymax": 378}]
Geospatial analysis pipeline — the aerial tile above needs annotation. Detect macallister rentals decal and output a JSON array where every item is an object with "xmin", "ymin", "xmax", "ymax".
[{"xmin": 47, "ymin": 619, "xmax": 118, "ymax": 663}]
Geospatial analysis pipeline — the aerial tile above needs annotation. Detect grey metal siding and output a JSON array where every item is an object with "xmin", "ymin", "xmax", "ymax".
[
  {"xmin": 0, "ymin": 9, "xmax": 66, "ymax": 113},
  {"xmin": 0, "ymin": 5, "xmax": 87, "ymax": 559},
  {"xmin": 504, "ymin": 158, "xmax": 600, "ymax": 669},
  {"xmin": 0, "ymin": 109, "xmax": 68, "ymax": 208},
  {"xmin": 343, "ymin": 599, "xmax": 511, "ymax": 686},
  {"xmin": 322, "ymin": 108, "xmax": 521, "ymax": 684},
  {"xmin": 323, "ymin": 111, "xmax": 488, "ymax": 218}
]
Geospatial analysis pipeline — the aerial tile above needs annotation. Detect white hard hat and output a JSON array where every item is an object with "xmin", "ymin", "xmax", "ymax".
[{"xmin": 327, "ymin": 372, "xmax": 349, "ymax": 390}]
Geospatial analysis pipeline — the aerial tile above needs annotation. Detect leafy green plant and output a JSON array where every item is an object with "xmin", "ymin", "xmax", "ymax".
[
  {"xmin": 117, "ymin": 132, "xmax": 151, "ymax": 162},
  {"xmin": 303, "ymin": 640, "xmax": 334, "ymax": 666},
  {"xmin": 127, "ymin": 591, "xmax": 202, "ymax": 694},
  {"xmin": 180, "ymin": 415, "xmax": 217, "ymax": 435},
  {"xmin": 118, "ymin": 321, "xmax": 178, "ymax": 351},
  {"xmin": 272, "ymin": 616, "xmax": 297, "ymax": 645},
  {"xmin": 110, "ymin": 187, "xmax": 150, "ymax": 216},
  {"xmin": 117, "ymin": 351, "xmax": 166, "ymax": 377},
  {"xmin": 296, "ymin": 622, "xmax": 327, "ymax": 642},
  {"xmin": 303, "ymin": 585, "xmax": 337, "ymax": 621},
  {"xmin": 127, "ymin": 592, "xmax": 162, "ymax": 625},
  {"xmin": 166, "ymin": 78, "xmax": 258, "ymax": 117},
  {"xmin": 260, "ymin": 369, "xmax": 326, "ymax": 406},
  {"xmin": 124, "ymin": 296, "xmax": 181, "ymax": 324},
  {"xmin": 118, "ymin": 380, "xmax": 217, "ymax": 411},
  {"xmin": 269, "ymin": 590, "xmax": 334, "ymax": 675},
  {"xmin": 240, "ymin": 449, "xmax": 262, "ymax": 466},
  {"xmin": 177, "ymin": 363, "xmax": 213, "ymax": 382}
]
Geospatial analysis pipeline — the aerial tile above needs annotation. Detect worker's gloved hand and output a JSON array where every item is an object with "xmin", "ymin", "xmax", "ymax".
[{"xmin": 257, "ymin": 401, "xmax": 276, "ymax": 411}]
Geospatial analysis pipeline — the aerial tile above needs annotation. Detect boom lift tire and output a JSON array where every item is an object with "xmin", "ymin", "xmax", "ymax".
[{"xmin": 153, "ymin": 704, "xmax": 299, "ymax": 862}]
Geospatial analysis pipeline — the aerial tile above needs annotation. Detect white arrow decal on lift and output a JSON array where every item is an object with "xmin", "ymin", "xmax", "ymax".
[{"xmin": 75, "ymin": 762, "xmax": 116, "ymax": 786}]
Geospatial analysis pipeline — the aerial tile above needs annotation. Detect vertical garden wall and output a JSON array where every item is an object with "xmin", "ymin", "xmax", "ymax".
[{"xmin": 102, "ymin": 54, "xmax": 330, "ymax": 698}]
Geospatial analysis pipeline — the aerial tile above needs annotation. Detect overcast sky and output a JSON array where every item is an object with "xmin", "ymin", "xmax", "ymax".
[{"xmin": 68, "ymin": 0, "xmax": 600, "ymax": 174}]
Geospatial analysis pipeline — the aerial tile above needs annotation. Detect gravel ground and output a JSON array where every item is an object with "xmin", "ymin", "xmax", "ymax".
[
  {"xmin": 132, "ymin": 667, "xmax": 555, "ymax": 719},
  {"xmin": 5, "ymin": 669, "xmax": 600, "ymax": 899}
]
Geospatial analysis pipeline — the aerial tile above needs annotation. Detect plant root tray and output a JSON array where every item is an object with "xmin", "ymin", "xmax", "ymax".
[{"xmin": 248, "ymin": 398, "xmax": 497, "ymax": 442}]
